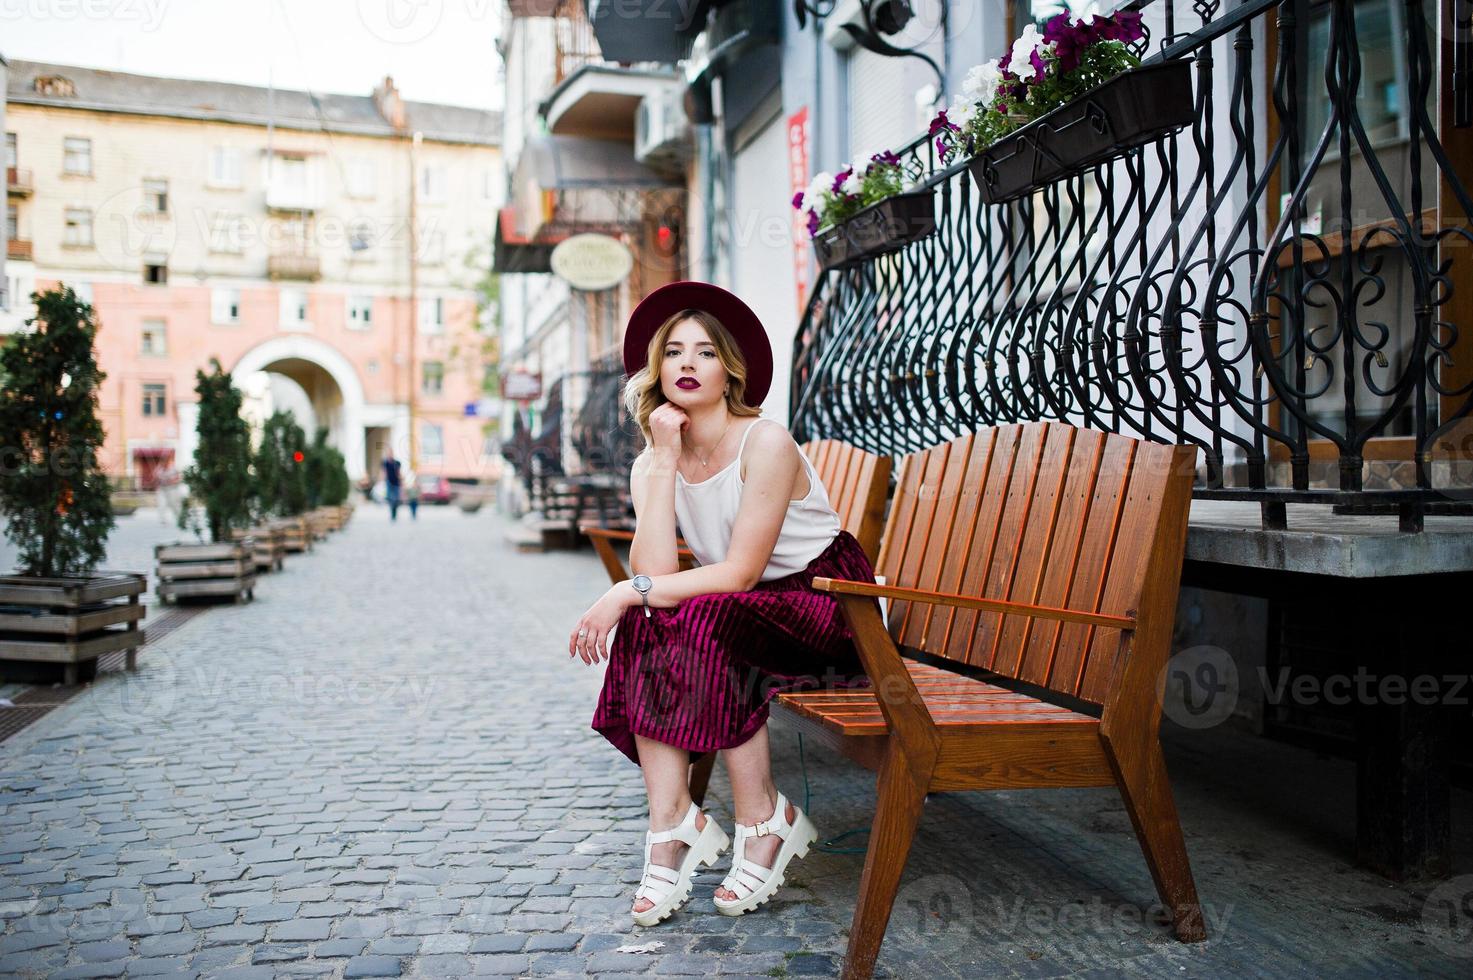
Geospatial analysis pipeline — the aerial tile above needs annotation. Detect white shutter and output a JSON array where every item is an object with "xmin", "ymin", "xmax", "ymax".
[{"xmin": 845, "ymin": 26, "xmax": 945, "ymax": 160}]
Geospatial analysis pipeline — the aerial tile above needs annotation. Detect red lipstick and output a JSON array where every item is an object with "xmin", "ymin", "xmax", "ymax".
[{"xmin": 675, "ymin": 378, "xmax": 700, "ymax": 390}]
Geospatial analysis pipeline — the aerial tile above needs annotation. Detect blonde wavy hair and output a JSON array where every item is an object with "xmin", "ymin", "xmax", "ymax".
[{"xmin": 624, "ymin": 309, "xmax": 761, "ymax": 447}]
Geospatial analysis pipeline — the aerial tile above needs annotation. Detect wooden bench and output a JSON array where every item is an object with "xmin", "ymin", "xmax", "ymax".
[{"xmin": 774, "ymin": 421, "xmax": 1204, "ymax": 978}]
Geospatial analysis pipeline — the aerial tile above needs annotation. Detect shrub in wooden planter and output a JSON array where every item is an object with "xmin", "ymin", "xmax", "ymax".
[
  {"xmin": 156, "ymin": 541, "xmax": 255, "ymax": 603},
  {"xmin": 0, "ymin": 287, "xmax": 144, "ymax": 684},
  {"xmin": 232, "ymin": 525, "xmax": 285, "ymax": 573},
  {"xmin": 275, "ymin": 516, "xmax": 312, "ymax": 553},
  {"xmin": 160, "ymin": 362, "xmax": 257, "ymax": 603}
]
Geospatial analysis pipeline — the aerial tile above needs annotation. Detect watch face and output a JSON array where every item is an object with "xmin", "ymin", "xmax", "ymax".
[{"xmin": 632, "ymin": 575, "xmax": 652, "ymax": 592}]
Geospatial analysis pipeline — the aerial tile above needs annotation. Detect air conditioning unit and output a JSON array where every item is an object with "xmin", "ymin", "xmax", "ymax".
[{"xmin": 634, "ymin": 88, "xmax": 692, "ymax": 175}]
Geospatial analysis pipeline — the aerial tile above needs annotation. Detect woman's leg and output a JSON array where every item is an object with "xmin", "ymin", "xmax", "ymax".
[
  {"xmin": 715, "ymin": 723, "xmax": 795, "ymax": 902},
  {"xmin": 633, "ymin": 733, "xmax": 710, "ymax": 914}
]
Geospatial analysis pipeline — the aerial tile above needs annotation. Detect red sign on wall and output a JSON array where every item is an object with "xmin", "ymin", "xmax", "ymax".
[{"xmin": 786, "ymin": 106, "xmax": 811, "ymax": 318}]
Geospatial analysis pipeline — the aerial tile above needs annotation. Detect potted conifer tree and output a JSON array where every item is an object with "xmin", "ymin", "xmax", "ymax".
[
  {"xmin": 254, "ymin": 410, "xmax": 312, "ymax": 553},
  {"xmin": 155, "ymin": 362, "xmax": 257, "ymax": 604},
  {"xmin": 0, "ymin": 287, "xmax": 145, "ymax": 685}
]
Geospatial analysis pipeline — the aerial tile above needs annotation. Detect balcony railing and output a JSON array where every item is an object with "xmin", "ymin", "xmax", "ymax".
[
  {"xmin": 7, "ymin": 238, "xmax": 33, "ymax": 261},
  {"xmin": 267, "ymin": 251, "xmax": 321, "ymax": 281},
  {"xmin": 6, "ymin": 167, "xmax": 33, "ymax": 196},
  {"xmin": 789, "ymin": 0, "xmax": 1473, "ymax": 531}
]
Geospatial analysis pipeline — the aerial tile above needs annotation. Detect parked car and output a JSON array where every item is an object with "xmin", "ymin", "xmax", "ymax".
[{"xmin": 416, "ymin": 475, "xmax": 454, "ymax": 505}]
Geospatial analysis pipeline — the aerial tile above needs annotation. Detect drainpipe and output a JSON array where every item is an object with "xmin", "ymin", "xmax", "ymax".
[{"xmin": 408, "ymin": 130, "xmax": 421, "ymax": 470}]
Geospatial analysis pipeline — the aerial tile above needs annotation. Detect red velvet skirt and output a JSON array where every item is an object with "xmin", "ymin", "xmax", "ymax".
[{"xmin": 592, "ymin": 530, "xmax": 876, "ymax": 765}]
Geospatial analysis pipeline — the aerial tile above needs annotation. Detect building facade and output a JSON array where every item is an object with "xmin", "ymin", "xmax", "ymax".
[{"xmin": 4, "ymin": 60, "xmax": 503, "ymax": 486}]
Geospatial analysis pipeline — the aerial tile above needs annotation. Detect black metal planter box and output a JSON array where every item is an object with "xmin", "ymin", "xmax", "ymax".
[
  {"xmin": 968, "ymin": 60, "xmax": 1195, "ymax": 204},
  {"xmin": 813, "ymin": 187, "xmax": 936, "ymax": 271}
]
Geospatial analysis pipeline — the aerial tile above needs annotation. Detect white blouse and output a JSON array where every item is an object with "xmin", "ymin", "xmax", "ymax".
[{"xmin": 672, "ymin": 417, "xmax": 840, "ymax": 582}]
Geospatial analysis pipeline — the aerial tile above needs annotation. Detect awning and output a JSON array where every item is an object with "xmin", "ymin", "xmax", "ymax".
[
  {"xmin": 517, "ymin": 134, "xmax": 677, "ymax": 191},
  {"xmin": 493, "ymin": 207, "xmax": 564, "ymax": 275},
  {"xmin": 510, "ymin": 135, "xmax": 681, "ymax": 240}
]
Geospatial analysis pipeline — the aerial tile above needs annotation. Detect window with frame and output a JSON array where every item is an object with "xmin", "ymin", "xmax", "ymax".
[
  {"xmin": 348, "ymin": 219, "xmax": 375, "ymax": 256},
  {"xmin": 5, "ymin": 132, "xmax": 16, "ymax": 170},
  {"xmin": 280, "ymin": 288, "xmax": 309, "ymax": 329},
  {"xmin": 421, "ymin": 360, "xmax": 445, "ymax": 395},
  {"xmin": 143, "ymin": 178, "xmax": 168, "ymax": 214},
  {"xmin": 348, "ymin": 294, "xmax": 373, "ymax": 329},
  {"xmin": 140, "ymin": 319, "xmax": 167, "ymax": 356},
  {"xmin": 209, "ymin": 146, "xmax": 242, "ymax": 188},
  {"xmin": 64, "ymin": 207, "xmax": 93, "ymax": 246},
  {"xmin": 63, "ymin": 137, "xmax": 92, "ymax": 176},
  {"xmin": 211, "ymin": 288, "xmax": 241, "ymax": 324},
  {"xmin": 419, "ymin": 165, "xmax": 445, "ymax": 202},
  {"xmin": 143, "ymin": 261, "xmax": 168, "ymax": 285},
  {"xmin": 421, "ymin": 422, "xmax": 444, "ymax": 458},
  {"xmin": 6, "ymin": 204, "xmax": 17, "ymax": 242},
  {"xmin": 142, "ymin": 383, "xmax": 167, "ymax": 417},
  {"xmin": 419, "ymin": 296, "xmax": 444, "ymax": 333}
]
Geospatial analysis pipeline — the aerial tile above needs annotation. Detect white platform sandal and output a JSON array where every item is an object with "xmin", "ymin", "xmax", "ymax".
[
  {"xmin": 713, "ymin": 791, "xmax": 819, "ymax": 916},
  {"xmin": 632, "ymin": 802, "xmax": 730, "ymax": 927}
]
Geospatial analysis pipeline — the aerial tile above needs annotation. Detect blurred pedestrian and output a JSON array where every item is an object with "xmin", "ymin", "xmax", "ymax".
[
  {"xmin": 405, "ymin": 469, "xmax": 421, "ymax": 520},
  {"xmin": 382, "ymin": 450, "xmax": 402, "ymax": 521}
]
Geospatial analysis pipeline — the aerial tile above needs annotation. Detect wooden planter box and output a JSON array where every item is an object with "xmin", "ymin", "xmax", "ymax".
[
  {"xmin": 337, "ymin": 503, "xmax": 355, "ymax": 527},
  {"xmin": 813, "ymin": 187, "xmax": 937, "ymax": 271},
  {"xmin": 232, "ymin": 526, "xmax": 286, "ymax": 573},
  {"xmin": 0, "ymin": 572, "xmax": 146, "ymax": 686},
  {"xmin": 155, "ymin": 542, "xmax": 256, "ymax": 604},
  {"xmin": 967, "ymin": 60, "xmax": 1195, "ymax": 204},
  {"xmin": 306, "ymin": 508, "xmax": 334, "ymax": 539},
  {"xmin": 275, "ymin": 517, "xmax": 312, "ymax": 553}
]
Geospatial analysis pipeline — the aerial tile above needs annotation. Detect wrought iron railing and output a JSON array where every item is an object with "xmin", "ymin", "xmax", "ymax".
[{"xmin": 789, "ymin": 0, "xmax": 1473, "ymax": 530}]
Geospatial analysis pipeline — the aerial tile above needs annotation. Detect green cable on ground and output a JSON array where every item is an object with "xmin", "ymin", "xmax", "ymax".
[{"xmin": 797, "ymin": 732, "xmax": 871, "ymax": 854}]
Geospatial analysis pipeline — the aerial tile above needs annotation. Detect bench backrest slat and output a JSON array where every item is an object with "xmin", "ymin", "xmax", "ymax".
[
  {"xmin": 800, "ymin": 438, "xmax": 892, "ymax": 563},
  {"xmin": 873, "ymin": 422, "xmax": 1192, "ymax": 706}
]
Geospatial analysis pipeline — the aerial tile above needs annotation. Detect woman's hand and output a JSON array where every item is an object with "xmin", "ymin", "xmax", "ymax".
[
  {"xmin": 569, "ymin": 583, "xmax": 632, "ymax": 665},
  {"xmin": 648, "ymin": 403, "xmax": 688, "ymax": 455}
]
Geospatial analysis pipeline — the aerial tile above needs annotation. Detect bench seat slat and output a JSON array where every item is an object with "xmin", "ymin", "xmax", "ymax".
[{"xmin": 776, "ymin": 659, "xmax": 1098, "ymax": 736}]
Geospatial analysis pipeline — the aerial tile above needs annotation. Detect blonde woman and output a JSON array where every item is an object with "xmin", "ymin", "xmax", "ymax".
[{"xmin": 569, "ymin": 281, "xmax": 875, "ymax": 927}]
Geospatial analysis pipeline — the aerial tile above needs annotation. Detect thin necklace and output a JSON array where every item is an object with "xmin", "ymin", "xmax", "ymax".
[{"xmin": 688, "ymin": 417, "xmax": 734, "ymax": 470}]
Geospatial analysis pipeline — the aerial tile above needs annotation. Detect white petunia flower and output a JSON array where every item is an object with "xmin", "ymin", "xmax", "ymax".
[
  {"xmin": 840, "ymin": 170, "xmax": 863, "ymax": 196},
  {"xmin": 1007, "ymin": 25, "xmax": 1049, "ymax": 82},
  {"xmin": 807, "ymin": 171, "xmax": 833, "ymax": 204},
  {"xmin": 947, "ymin": 95, "xmax": 977, "ymax": 129},
  {"xmin": 961, "ymin": 62, "xmax": 1003, "ymax": 105}
]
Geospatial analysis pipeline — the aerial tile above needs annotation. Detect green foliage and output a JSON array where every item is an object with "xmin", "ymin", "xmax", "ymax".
[
  {"xmin": 179, "ymin": 361, "xmax": 255, "ymax": 543},
  {"xmin": 304, "ymin": 427, "xmax": 350, "ymax": 509},
  {"xmin": 0, "ymin": 287, "xmax": 116, "ymax": 577},
  {"xmin": 252, "ymin": 410, "xmax": 309, "ymax": 518}
]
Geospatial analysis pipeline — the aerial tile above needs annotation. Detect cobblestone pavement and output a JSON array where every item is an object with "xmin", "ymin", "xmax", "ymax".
[{"xmin": 1, "ymin": 504, "xmax": 1470, "ymax": 978}]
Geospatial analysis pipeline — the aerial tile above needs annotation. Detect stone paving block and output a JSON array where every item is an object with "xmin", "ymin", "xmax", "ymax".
[{"xmin": 343, "ymin": 954, "xmax": 404, "ymax": 977}]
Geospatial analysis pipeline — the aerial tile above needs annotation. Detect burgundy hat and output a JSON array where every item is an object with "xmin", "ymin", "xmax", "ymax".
[{"xmin": 622, "ymin": 281, "xmax": 774, "ymax": 408}]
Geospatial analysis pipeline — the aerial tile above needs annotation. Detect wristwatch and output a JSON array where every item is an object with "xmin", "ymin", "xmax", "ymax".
[{"xmin": 631, "ymin": 575, "xmax": 653, "ymax": 618}]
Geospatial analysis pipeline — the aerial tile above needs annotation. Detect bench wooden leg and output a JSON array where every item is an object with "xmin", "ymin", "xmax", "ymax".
[
  {"xmin": 588, "ymin": 533, "xmax": 628, "ymax": 585},
  {"xmin": 1104, "ymin": 735, "xmax": 1206, "ymax": 942},
  {"xmin": 843, "ymin": 745, "xmax": 928, "ymax": 980},
  {"xmin": 689, "ymin": 752, "xmax": 717, "ymax": 807}
]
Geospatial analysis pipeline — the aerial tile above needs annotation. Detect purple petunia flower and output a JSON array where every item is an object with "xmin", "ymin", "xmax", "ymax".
[
  {"xmin": 806, "ymin": 210, "xmax": 819, "ymax": 237},
  {"xmin": 872, "ymin": 149, "xmax": 901, "ymax": 167},
  {"xmin": 791, "ymin": 190, "xmax": 805, "ymax": 210},
  {"xmin": 928, "ymin": 110, "xmax": 957, "ymax": 136},
  {"xmin": 831, "ymin": 168, "xmax": 852, "ymax": 194}
]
